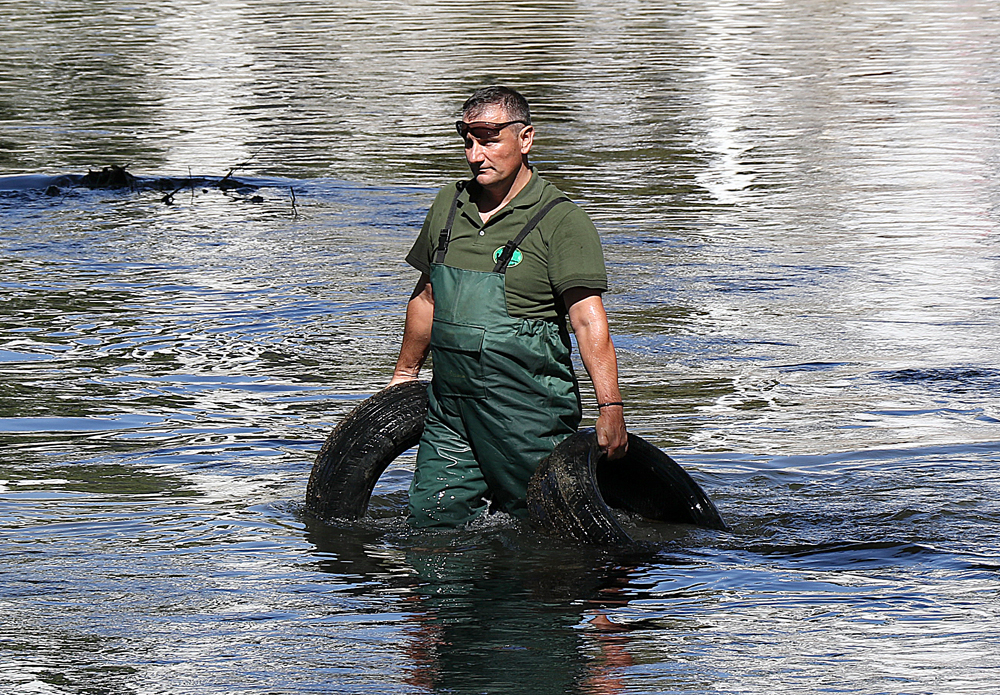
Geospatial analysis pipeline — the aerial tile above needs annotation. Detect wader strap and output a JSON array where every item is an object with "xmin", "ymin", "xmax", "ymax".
[
  {"xmin": 434, "ymin": 182, "xmax": 467, "ymax": 265},
  {"xmin": 492, "ymin": 197, "xmax": 572, "ymax": 274}
]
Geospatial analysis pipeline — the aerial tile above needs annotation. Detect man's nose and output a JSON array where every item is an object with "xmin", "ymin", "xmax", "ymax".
[{"xmin": 466, "ymin": 139, "xmax": 486, "ymax": 161}]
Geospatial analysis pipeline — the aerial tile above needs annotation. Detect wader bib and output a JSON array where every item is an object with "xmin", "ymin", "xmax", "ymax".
[{"xmin": 408, "ymin": 187, "xmax": 582, "ymax": 528}]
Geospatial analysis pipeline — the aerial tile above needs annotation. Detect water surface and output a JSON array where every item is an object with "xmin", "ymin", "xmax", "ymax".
[{"xmin": 2, "ymin": 0, "xmax": 999, "ymax": 693}]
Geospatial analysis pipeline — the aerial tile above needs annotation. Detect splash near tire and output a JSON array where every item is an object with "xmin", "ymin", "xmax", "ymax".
[
  {"xmin": 305, "ymin": 381, "xmax": 429, "ymax": 520},
  {"xmin": 526, "ymin": 429, "xmax": 728, "ymax": 545}
]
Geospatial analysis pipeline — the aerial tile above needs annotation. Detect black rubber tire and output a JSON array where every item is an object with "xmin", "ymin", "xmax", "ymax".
[
  {"xmin": 527, "ymin": 429, "xmax": 728, "ymax": 545},
  {"xmin": 526, "ymin": 430, "xmax": 633, "ymax": 545},
  {"xmin": 305, "ymin": 386, "xmax": 727, "ymax": 544},
  {"xmin": 304, "ymin": 381, "xmax": 429, "ymax": 520}
]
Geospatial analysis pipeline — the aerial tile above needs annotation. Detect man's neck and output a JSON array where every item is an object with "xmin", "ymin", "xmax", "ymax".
[{"xmin": 476, "ymin": 165, "xmax": 532, "ymax": 222}]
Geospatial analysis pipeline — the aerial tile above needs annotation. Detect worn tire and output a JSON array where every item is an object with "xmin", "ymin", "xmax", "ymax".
[
  {"xmin": 305, "ymin": 381, "xmax": 429, "ymax": 520},
  {"xmin": 306, "ymin": 388, "xmax": 727, "ymax": 543},
  {"xmin": 527, "ymin": 429, "xmax": 727, "ymax": 544}
]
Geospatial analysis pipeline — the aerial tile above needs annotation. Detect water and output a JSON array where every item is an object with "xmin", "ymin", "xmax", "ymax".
[{"xmin": 2, "ymin": 0, "xmax": 999, "ymax": 692}]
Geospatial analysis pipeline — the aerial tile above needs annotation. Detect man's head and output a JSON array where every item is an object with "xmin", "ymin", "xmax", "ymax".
[
  {"xmin": 457, "ymin": 86, "xmax": 535, "ymax": 194},
  {"xmin": 461, "ymin": 86, "xmax": 531, "ymax": 126}
]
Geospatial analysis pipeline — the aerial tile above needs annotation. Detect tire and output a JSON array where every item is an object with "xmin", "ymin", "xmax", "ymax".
[
  {"xmin": 527, "ymin": 429, "xmax": 727, "ymax": 545},
  {"xmin": 304, "ymin": 381, "xmax": 429, "ymax": 520},
  {"xmin": 306, "ymin": 387, "xmax": 727, "ymax": 544}
]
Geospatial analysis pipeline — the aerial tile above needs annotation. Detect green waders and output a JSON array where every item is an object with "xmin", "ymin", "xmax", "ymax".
[{"xmin": 407, "ymin": 192, "xmax": 582, "ymax": 528}]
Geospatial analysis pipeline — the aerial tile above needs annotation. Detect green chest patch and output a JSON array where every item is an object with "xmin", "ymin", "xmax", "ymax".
[{"xmin": 493, "ymin": 246, "xmax": 523, "ymax": 268}]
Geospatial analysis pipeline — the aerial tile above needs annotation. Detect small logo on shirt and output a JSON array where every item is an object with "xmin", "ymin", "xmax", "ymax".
[{"xmin": 492, "ymin": 247, "xmax": 523, "ymax": 267}]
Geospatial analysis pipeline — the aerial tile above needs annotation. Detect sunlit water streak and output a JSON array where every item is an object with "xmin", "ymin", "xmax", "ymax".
[{"xmin": 2, "ymin": 0, "xmax": 1000, "ymax": 693}]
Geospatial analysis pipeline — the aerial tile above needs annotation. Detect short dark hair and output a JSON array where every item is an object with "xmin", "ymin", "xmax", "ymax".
[{"xmin": 462, "ymin": 86, "xmax": 531, "ymax": 125}]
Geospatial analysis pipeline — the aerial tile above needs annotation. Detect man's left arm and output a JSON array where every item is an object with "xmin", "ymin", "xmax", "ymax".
[{"xmin": 563, "ymin": 287, "xmax": 628, "ymax": 460}]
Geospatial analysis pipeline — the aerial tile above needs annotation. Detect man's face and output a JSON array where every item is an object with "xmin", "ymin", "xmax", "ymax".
[{"xmin": 460, "ymin": 105, "xmax": 534, "ymax": 190}]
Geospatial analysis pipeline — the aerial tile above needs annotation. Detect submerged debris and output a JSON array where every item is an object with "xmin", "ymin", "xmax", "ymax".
[
  {"xmin": 0, "ymin": 159, "xmax": 303, "ymax": 213},
  {"xmin": 79, "ymin": 164, "xmax": 136, "ymax": 190},
  {"xmin": 8, "ymin": 165, "xmax": 262, "ymax": 203}
]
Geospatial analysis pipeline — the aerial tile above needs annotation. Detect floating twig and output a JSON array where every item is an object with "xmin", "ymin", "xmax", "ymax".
[
  {"xmin": 290, "ymin": 186, "xmax": 299, "ymax": 218},
  {"xmin": 161, "ymin": 179, "xmax": 188, "ymax": 205},
  {"xmin": 219, "ymin": 144, "xmax": 267, "ymax": 190}
]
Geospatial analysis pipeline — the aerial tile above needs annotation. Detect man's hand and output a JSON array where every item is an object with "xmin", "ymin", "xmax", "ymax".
[
  {"xmin": 388, "ymin": 371, "xmax": 420, "ymax": 388},
  {"xmin": 596, "ymin": 405, "xmax": 627, "ymax": 460}
]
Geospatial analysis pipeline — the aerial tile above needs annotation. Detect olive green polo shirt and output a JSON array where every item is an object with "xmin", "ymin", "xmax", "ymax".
[{"xmin": 405, "ymin": 171, "xmax": 608, "ymax": 322}]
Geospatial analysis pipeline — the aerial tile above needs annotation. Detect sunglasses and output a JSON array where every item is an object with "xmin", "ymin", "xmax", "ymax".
[{"xmin": 455, "ymin": 120, "xmax": 528, "ymax": 141}]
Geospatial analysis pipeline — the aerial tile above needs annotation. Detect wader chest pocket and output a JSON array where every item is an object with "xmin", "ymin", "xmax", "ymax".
[{"xmin": 429, "ymin": 320, "xmax": 487, "ymax": 398}]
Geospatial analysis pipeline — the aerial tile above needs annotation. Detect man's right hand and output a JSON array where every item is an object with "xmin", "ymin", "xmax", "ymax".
[{"xmin": 387, "ymin": 371, "xmax": 419, "ymax": 388}]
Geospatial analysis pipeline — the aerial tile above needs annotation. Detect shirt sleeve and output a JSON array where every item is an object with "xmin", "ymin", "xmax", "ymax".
[
  {"xmin": 405, "ymin": 219, "xmax": 432, "ymax": 275},
  {"xmin": 546, "ymin": 205, "xmax": 609, "ymax": 296},
  {"xmin": 405, "ymin": 185, "xmax": 457, "ymax": 275}
]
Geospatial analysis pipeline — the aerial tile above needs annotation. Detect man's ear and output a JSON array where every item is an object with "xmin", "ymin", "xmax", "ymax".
[{"xmin": 519, "ymin": 125, "xmax": 535, "ymax": 155}]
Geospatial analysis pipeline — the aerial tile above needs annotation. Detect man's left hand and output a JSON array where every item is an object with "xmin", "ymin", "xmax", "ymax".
[{"xmin": 596, "ymin": 406, "xmax": 627, "ymax": 460}]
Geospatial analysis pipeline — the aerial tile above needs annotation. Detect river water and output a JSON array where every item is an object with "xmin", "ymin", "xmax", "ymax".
[{"xmin": 2, "ymin": 0, "xmax": 999, "ymax": 693}]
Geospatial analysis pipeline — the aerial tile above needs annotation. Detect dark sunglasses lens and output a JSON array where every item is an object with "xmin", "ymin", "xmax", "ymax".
[
  {"xmin": 456, "ymin": 122, "xmax": 502, "ymax": 140},
  {"xmin": 469, "ymin": 125, "xmax": 499, "ymax": 139}
]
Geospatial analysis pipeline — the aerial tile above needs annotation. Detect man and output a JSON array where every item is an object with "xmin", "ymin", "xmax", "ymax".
[{"xmin": 389, "ymin": 86, "xmax": 627, "ymax": 528}]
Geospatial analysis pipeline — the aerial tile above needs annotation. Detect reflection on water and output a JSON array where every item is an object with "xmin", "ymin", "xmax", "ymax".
[
  {"xmin": 2, "ymin": 0, "xmax": 1000, "ymax": 693},
  {"xmin": 305, "ymin": 519, "xmax": 649, "ymax": 694}
]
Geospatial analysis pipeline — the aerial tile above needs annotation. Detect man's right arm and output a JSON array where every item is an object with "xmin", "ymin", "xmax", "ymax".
[{"xmin": 389, "ymin": 273, "xmax": 434, "ymax": 386}]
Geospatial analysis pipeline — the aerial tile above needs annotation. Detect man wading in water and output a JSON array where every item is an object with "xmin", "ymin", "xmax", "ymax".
[{"xmin": 389, "ymin": 86, "xmax": 627, "ymax": 528}]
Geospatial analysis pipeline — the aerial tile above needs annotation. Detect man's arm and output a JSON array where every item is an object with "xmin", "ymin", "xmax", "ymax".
[
  {"xmin": 563, "ymin": 287, "xmax": 627, "ymax": 459},
  {"xmin": 389, "ymin": 273, "xmax": 434, "ymax": 386}
]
